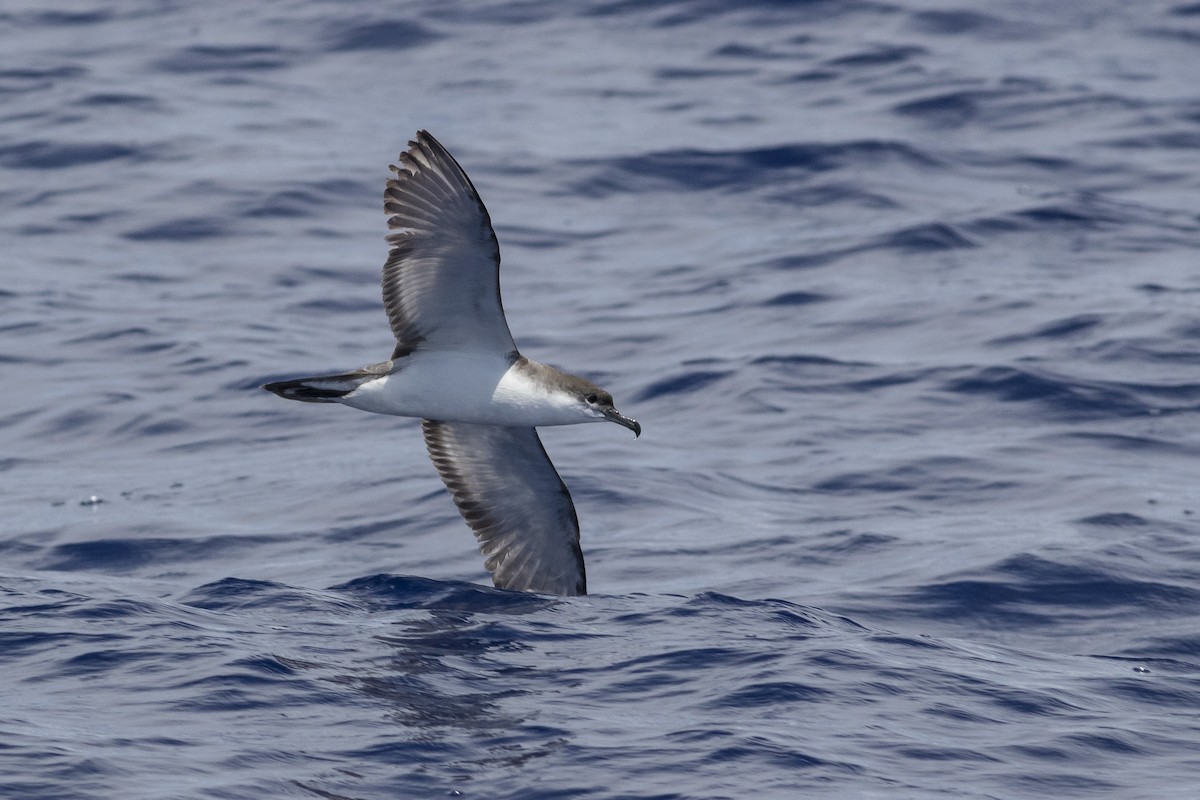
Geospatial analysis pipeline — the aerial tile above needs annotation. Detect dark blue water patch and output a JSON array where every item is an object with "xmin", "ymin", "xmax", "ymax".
[
  {"xmin": 825, "ymin": 44, "xmax": 926, "ymax": 68},
  {"xmin": 0, "ymin": 65, "xmax": 85, "ymax": 81},
  {"xmin": 497, "ymin": 224, "xmax": 612, "ymax": 250},
  {"xmin": 0, "ymin": 141, "xmax": 137, "ymax": 169},
  {"xmin": 40, "ymin": 535, "xmax": 286, "ymax": 573},
  {"xmin": 703, "ymin": 738, "xmax": 839, "ymax": 772},
  {"xmin": 273, "ymin": 262, "xmax": 380, "ymax": 288},
  {"xmin": 113, "ymin": 271, "xmax": 184, "ymax": 284},
  {"xmin": 881, "ymin": 222, "xmax": 976, "ymax": 251},
  {"xmin": 237, "ymin": 178, "xmax": 369, "ymax": 220},
  {"xmin": 177, "ymin": 356, "xmax": 249, "ymax": 377},
  {"xmin": 35, "ymin": 407, "xmax": 109, "ymax": 439},
  {"xmin": 4, "ymin": 629, "xmax": 140, "ymax": 677},
  {"xmin": 972, "ymin": 191, "xmax": 1192, "ymax": 241},
  {"xmin": 985, "ymin": 685, "xmax": 1088, "ymax": 717},
  {"xmin": 808, "ymin": 530, "xmax": 901, "ymax": 558},
  {"xmin": 16, "ymin": 224, "xmax": 62, "ymax": 236},
  {"xmin": 333, "ymin": 573, "xmax": 558, "ymax": 614},
  {"xmin": 378, "ymin": 619, "xmax": 548, "ymax": 662},
  {"xmin": 71, "ymin": 92, "xmax": 162, "ymax": 110},
  {"xmin": 666, "ymin": 592, "xmax": 849, "ymax": 631},
  {"xmin": 633, "ymin": 369, "xmax": 729, "ymax": 402},
  {"xmin": 711, "ymin": 42, "xmax": 791, "ymax": 60},
  {"xmin": 292, "ymin": 296, "xmax": 382, "ymax": 314},
  {"xmin": 892, "ymin": 88, "xmax": 1010, "ymax": 128},
  {"xmin": 64, "ymin": 326, "xmax": 152, "ymax": 345},
  {"xmin": 152, "ymin": 45, "xmax": 295, "ymax": 74},
  {"xmin": 56, "ymin": 647, "xmax": 162, "ymax": 678},
  {"xmin": 813, "ymin": 459, "xmax": 1021, "ymax": 500},
  {"xmin": 1116, "ymin": 635, "xmax": 1200, "ymax": 660},
  {"xmin": 750, "ymin": 353, "xmax": 859, "ymax": 368},
  {"xmin": 1061, "ymin": 731, "xmax": 1143, "ymax": 756},
  {"xmin": 655, "ymin": 66, "xmax": 758, "ymax": 80},
  {"xmin": 1013, "ymin": 204, "xmax": 1114, "ymax": 229},
  {"xmin": 171, "ymin": 658, "xmax": 320, "ymax": 697},
  {"xmin": 1173, "ymin": 319, "xmax": 1200, "ymax": 342},
  {"xmin": 25, "ymin": 9, "xmax": 113, "ymax": 25},
  {"xmin": 888, "ymin": 743, "xmax": 1000, "ymax": 764},
  {"xmin": 0, "ymin": 68, "xmax": 84, "ymax": 98},
  {"xmin": 901, "ymin": 553, "xmax": 1200, "ymax": 627},
  {"xmin": 0, "ymin": 781, "xmax": 100, "ymax": 800},
  {"xmin": 346, "ymin": 677, "xmax": 519, "ymax": 738},
  {"xmin": 987, "ymin": 313, "xmax": 1105, "ymax": 346},
  {"xmin": 1052, "ymin": 431, "xmax": 1199, "ymax": 457},
  {"xmin": 766, "ymin": 181, "xmax": 899, "ymax": 210},
  {"xmin": 779, "ymin": 68, "xmax": 841, "ymax": 83},
  {"xmin": 756, "ymin": 247, "xmax": 859, "ymax": 270},
  {"xmin": 708, "ymin": 680, "xmax": 834, "ymax": 708},
  {"xmin": 110, "ymin": 413, "xmax": 191, "ymax": 439},
  {"xmin": 181, "ymin": 577, "xmax": 300, "ymax": 611},
  {"xmin": 322, "ymin": 18, "xmax": 444, "ymax": 51},
  {"xmin": 0, "ymin": 351, "xmax": 37, "ymax": 365},
  {"xmin": 608, "ymin": 646, "xmax": 774, "ymax": 680},
  {"xmin": 320, "ymin": 516, "xmax": 434, "ymax": 544},
  {"xmin": 941, "ymin": 366, "xmax": 1182, "ymax": 420},
  {"xmin": 1077, "ymin": 512, "xmax": 1151, "ymax": 529},
  {"xmin": 571, "ymin": 140, "xmax": 941, "ymax": 196},
  {"xmin": 122, "ymin": 217, "xmax": 230, "ymax": 241},
  {"xmin": 1094, "ymin": 675, "xmax": 1200, "ymax": 710},
  {"xmin": 243, "ymin": 655, "xmax": 306, "ymax": 678},
  {"xmin": 1002, "ymin": 554, "xmax": 1200, "ymax": 613},
  {"xmin": 1106, "ymin": 130, "xmax": 1200, "ymax": 150},
  {"xmin": 756, "ymin": 220, "xmax": 973, "ymax": 272},
  {"xmin": 908, "ymin": 9, "xmax": 1037, "ymax": 39},
  {"xmin": 61, "ymin": 210, "xmax": 126, "ymax": 227},
  {"xmin": 831, "ymin": 367, "xmax": 941, "ymax": 394},
  {"xmin": 0, "ymin": 628, "xmax": 108, "ymax": 661},
  {"xmin": 1140, "ymin": 25, "xmax": 1200, "ymax": 45},
  {"xmin": 586, "ymin": 0, "xmax": 878, "ymax": 28},
  {"xmin": 169, "ymin": 683, "xmax": 299, "ymax": 714},
  {"xmin": 813, "ymin": 470, "xmax": 912, "ymax": 494},
  {"xmin": 1173, "ymin": 2, "xmax": 1200, "ymax": 14}
]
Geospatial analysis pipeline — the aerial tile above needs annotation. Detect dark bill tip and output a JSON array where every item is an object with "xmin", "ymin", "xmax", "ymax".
[{"xmin": 604, "ymin": 408, "xmax": 641, "ymax": 438}]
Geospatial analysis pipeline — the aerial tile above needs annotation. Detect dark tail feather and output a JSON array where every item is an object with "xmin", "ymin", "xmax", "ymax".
[{"xmin": 263, "ymin": 373, "xmax": 365, "ymax": 403}]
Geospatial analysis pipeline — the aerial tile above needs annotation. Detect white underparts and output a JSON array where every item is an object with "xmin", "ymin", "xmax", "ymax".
[{"xmin": 340, "ymin": 354, "xmax": 597, "ymax": 427}]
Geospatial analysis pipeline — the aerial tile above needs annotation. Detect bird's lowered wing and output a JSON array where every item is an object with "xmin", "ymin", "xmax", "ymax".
[{"xmin": 422, "ymin": 420, "xmax": 586, "ymax": 596}]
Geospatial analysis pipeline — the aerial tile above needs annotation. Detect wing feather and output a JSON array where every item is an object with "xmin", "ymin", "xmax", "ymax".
[
  {"xmin": 422, "ymin": 420, "xmax": 586, "ymax": 596},
  {"xmin": 382, "ymin": 132, "xmax": 516, "ymax": 355}
]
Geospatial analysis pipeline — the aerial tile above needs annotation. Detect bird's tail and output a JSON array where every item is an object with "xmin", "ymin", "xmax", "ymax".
[{"xmin": 263, "ymin": 371, "xmax": 374, "ymax": 403}]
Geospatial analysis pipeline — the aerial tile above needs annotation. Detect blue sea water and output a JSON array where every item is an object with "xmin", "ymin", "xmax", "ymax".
[{"xmin": 4, "ymin": 0, "xmax": 1200, "ymax": 797}]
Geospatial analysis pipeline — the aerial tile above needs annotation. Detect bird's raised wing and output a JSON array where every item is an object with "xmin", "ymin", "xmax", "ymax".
[
  {"xmin": 422, "ymin": 420, "xmax": 586, "ymax": 596},
  {"xmin": 382, "ymin": 131, "xmax": 516, "ymax": 357}
]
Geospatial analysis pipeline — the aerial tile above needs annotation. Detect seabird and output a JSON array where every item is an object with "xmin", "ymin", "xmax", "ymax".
[{"xmin": 264, "ymin": 131, "xmax": 640, "ymax": 596}]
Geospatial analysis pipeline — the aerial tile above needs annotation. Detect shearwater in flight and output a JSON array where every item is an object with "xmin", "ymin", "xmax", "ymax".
[{"xmin": 264, "ymin": 131, "xmax": 639, "ymax": 596}]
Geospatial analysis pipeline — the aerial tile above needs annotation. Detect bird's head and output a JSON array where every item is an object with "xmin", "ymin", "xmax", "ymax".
[{"xmin": 578, "ymin": 385, "xmax": 640, "ymax": 438}]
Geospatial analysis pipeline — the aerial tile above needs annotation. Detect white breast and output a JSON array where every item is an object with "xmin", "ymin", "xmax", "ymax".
[{"xmin": 339, "ymin": 355, "xmax": 589, "ymax": 427}]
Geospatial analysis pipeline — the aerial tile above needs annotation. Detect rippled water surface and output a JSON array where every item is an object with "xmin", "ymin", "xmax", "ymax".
[{"xmin": 4, "ymin": 1, "xmax": 1200, "ymax": 797}]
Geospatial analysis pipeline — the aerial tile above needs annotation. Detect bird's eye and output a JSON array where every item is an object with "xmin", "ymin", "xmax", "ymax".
[{"xmin": 586, "ymin": 394, "xmax": 598, "ymax": 404}]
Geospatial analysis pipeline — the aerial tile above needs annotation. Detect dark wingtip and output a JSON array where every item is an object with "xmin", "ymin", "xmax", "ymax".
[{"xmin": 262, "ymin": 378, "xmax": 342, "ymax": 403}]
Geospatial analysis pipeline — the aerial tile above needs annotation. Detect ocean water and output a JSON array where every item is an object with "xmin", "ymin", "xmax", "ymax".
[{"xmin": 4, "ymin": 0, "xmax": 1200, "ymax": 797}]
